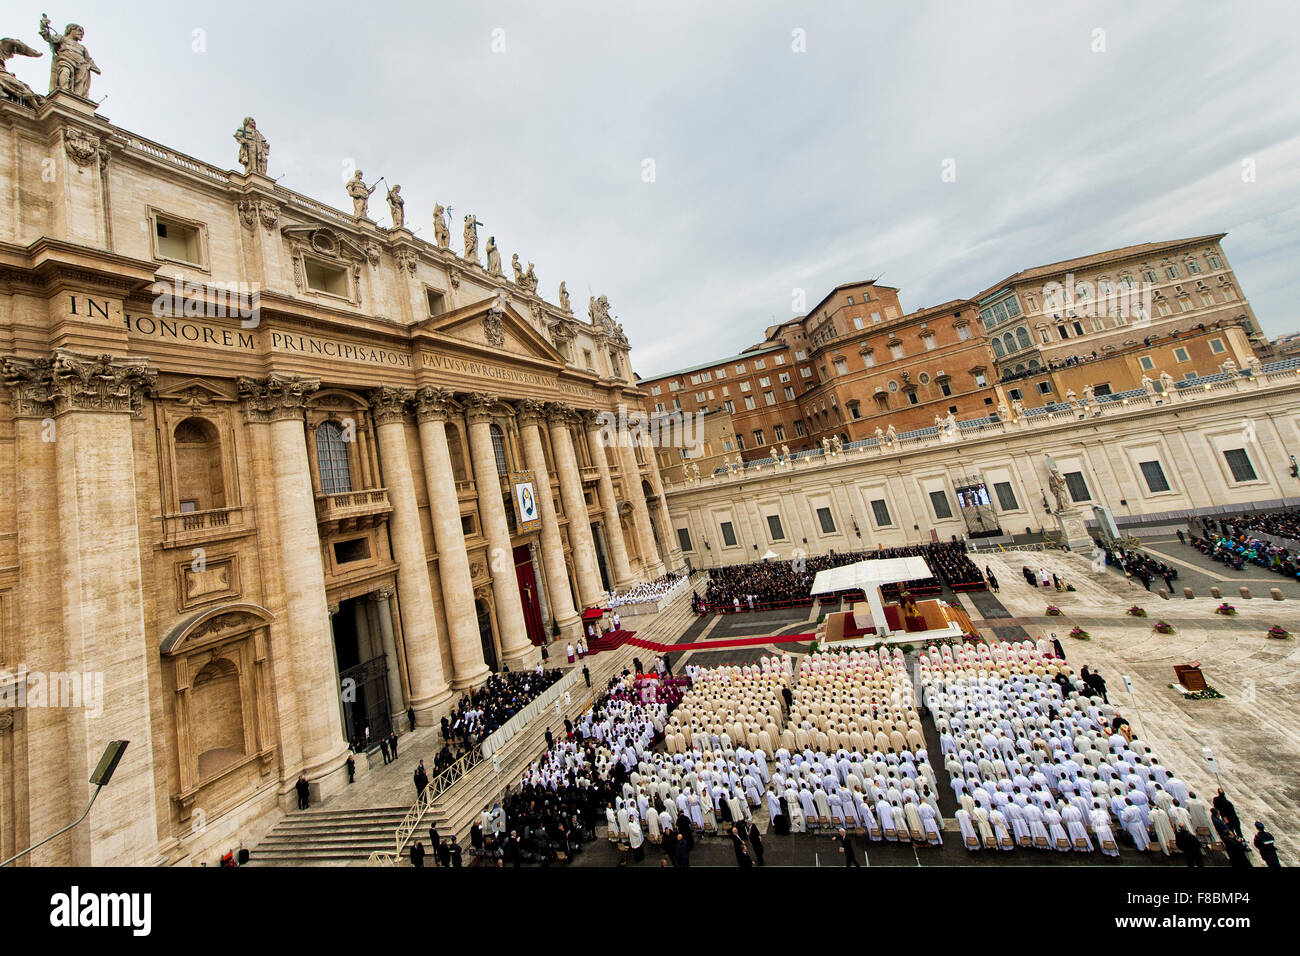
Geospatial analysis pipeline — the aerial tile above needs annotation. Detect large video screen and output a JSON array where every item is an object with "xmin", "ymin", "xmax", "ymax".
[{"xmin": 954, "ymin": 481, "xmax": 991, "ymax": 509}]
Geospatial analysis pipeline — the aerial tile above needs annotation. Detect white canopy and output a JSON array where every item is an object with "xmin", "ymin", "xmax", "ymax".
[
  {"xmin": 761, "ymin": 549, "xmax": 779, "ymax": 560},
  {"xmin": 809, "ymin": 556, "xmax": 932, "ymax": 595}
]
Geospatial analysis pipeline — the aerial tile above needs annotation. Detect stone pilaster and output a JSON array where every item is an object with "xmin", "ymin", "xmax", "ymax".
[
  {"xmin": 369, "ymin": 588, "xmax": 408, "ymax": 722},
  {"xmin": 517, "ymin": 400, "xmax": 581, "ymax": 640},
  {"xmin": 6, "ymin": 351, "xmax": 162, "ymax": 864},
  {"xmin": 413, "ymin": 387, "xmax": 489, "ymax": 689},
  {"xmin": 371, "ymin": 386, "xmax": 452, "ymax": 716},
  {"xmin": 464, "ymin": 392, "xmax": 535, "ymax": 669},
  {"xmin": 545, "ymin": 402, "xmax": 605, "ymax": 608},
  {"xmin": 582, "ymin": 409, "xmax": 634, "ymax": 587},
  {"xmin": 238, "ymin": 373, "xmax": 348, "ymax": 791}
]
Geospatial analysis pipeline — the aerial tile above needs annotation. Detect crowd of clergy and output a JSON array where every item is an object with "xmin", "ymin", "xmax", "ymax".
[
  {"xmin": 919, "ymin": 639, "xmax": 1217, "ymax": 858},
  {"xmin": 608, "ymin": 571, "xmax": 689, "ymax": 608}
]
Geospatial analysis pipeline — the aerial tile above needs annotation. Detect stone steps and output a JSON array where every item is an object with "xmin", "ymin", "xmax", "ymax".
[{"xmin": 246, "ymin": 806, "xmax": 409, "ymax": 866}]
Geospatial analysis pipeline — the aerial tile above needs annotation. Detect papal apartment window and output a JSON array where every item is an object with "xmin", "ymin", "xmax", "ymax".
[
  {"xmin": 720, "ymin": 521, "xmax": 738, "ymax": 547},
  {"xmin": 152, "ymin": 212, "xmax": 205, "ymax": 267},
  {"xmin": 974, "ymin": 372, "xmax": 987, "ymax": 387},
  {"xmin": 1064, "ymin": 471, "xmax": 1091, "ymax": 502},
  {"xmin": 724, "ymin": 400, "xmax": 735, "ymax": 413},
  {"xmin": 1037, "ymin": 381, "xmax": 1052, "ymax": 395},
  {"xmin": 316, "ymin": 420, "xmax": 354, "ymax": 494},
  {"xmin": 766, "ymin": 514, "xmax": 785, "ymax": 540},
  {"xmin": 677, "ymin": 528, "xmax": 693, "ymax": 552},
  {"xmin": 993, "ymin": 481, "xmax": 1018, "ymax": 511},
  {"xmin": 774, "ymin": 424, "xmax": 785, "ymax": 441},
  {"xmin": 1165, "ymin": 265, "xmax": 1180, "ymax": 279},
  {"xmin": 754, "ymin": 359, "xmax": 766, "ymax": 370},
  {"xmin": 1139, "ymin": 459, "xmax": 1170, "ymax": 494},
  {"xmin": 890, "ymin": 344, "xmax": 904, "ymax": 360},
  {"xmin": 816, "ymin": 507, "xmax": 836, "ymax": 534},
  {"xmin": 1174, "ymin": 347, "xmax": 1190, "ymax": 363},
  {"xmin": 753, "ymin": 429, "xmax": 764, "ymax": 445},
  {"xmin": 1143, "ymin": 269, "xmax": 1157, "ymax": 283},
  {"xmin": 1186, "ymin": 258, "xmax": 1202, "ymax": 275},
  {"xmin": 870, "ymin": 498, "xmax": 892, "ymax": 527},
  {"xmin": 1008, "ymin": 388, "xmax": 1023, "ymax": 401},
  {"xmin": 1139, "ymin": 355, "xmax": 1155, "ymax": 371},
  {"xmin": 940, "ymin": 381, "xmax": 952, "ymax": 396},
  {"xmin": 1210, "ymin": 338, "xmax": 1226, "ymax": 354},
  {"xmin": 774, "ymin": 355, "xmax": 785, "ymax": 365},
  {"xmin": 739, "ymin": 381, "xmax": 751, "ymax": 392},
  {"xmin": 1223, "ymin": 448, "xmax": 1258, "ymax": 482},
  {"xmin": 794, "ymin": 421, "xmax": 806, "ymax": 436},
  {"xmin": 800, "ymin": 367, "xmax": 813, "ymax": 379}
]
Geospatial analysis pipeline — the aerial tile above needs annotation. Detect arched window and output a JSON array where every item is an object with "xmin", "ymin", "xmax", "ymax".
[
  {"xmin": 1002, "ymin": 332, "xmax": 1016, "ymax": 355},
  {"xmin": 992, "ymin": 338, "xmax": 1005, "ymax": 358},
  {"xmin": 174, "ymin": 417, "xmax": 225, "ymax": 511},
  {"xmin": 316, "ymin": 420, "xmax": 353, "ymax": 494},
  {"xmin": 1016, "ymin": 327, "xmax": 1032, "ymax": 350},
  {"xmin": 191, "ymin": 658, "xmax": 245, "ymax": 779},
  {"xmin": 489, "ymin": 423, "xmax": 509, "ymax": 475}
]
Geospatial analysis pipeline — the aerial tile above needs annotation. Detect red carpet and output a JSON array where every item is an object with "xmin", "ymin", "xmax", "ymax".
[
  {"xmin": 586, "ymin": 629, "xmax": 635, "ymax": 653},
  {"xmin": 626, "ymin": 632, "xmax": 815, "ymax": 654}
]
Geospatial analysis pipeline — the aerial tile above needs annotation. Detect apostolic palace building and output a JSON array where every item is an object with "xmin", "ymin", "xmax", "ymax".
[{"xmin": 3, "ymin": 28, "xmax": 1300, "ymax": 871}]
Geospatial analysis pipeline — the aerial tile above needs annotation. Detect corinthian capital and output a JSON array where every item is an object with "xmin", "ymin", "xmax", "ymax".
[
  {"xmin": 1, "ymin": 355, "xmax": 57, "ymax": 418},
  {"xmin": 543, "ymin": 401, "xmax": 574, "ymax": 425},
  {"xmin": 237, "ymin": 373, "xmax": 321, "ymax": 423},
  {"xmin": 413, "ymin": 385, "xmax": 458, "ymax": 423},
  {"xmin": 47, "ymin": 350, "xmax": 156, "ymax": 416},
  {"xmin": 463, "ymin": 391, "xmax": 500, "ymax": 424},
  {"xmin": 370, "ymin": 386, "xmax": 415, "ymax": 426},
  {"xmin": 514, "ymin": 398, "xmax": 548, "ymax": 428}
]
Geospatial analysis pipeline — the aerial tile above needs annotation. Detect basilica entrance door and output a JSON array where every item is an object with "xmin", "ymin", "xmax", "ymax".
[{"xmin": 513, "ymin": 544, "xmax": 545, "ymax": 646}]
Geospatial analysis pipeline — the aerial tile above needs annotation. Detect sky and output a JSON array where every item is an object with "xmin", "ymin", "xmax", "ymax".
[{"xmin": 9, "ymin": 0, "xmax": 1299, "ymax": 376}]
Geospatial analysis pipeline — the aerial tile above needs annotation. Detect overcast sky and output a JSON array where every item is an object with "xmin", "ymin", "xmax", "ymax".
[{"xmin": 10, "ymin": 1, "xmax": 1298, "ymax": 375}]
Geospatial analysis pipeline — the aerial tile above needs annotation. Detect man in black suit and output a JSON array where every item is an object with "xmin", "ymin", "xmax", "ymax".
[
  {"xmin": 379, "ymin": 735, "xmax": 390, "ymax": 764},
  {"xmin": 389, "ymin": 730, "xmax": 399, "ymax": 759},
  {"xmin": 413, "ymin": 761, "xmax": 429, "ymax": 798},
  {"xmin": 837, "ymin": 827, "xmax": 860, "ymax": 867},
  {"xmin": 748, "ymin": 821, "xmax": 765, "ymax": 866},
  {"xmin": 295, "ymin": 775, "xmax": 310, "ymax": 810},
  {"xmin": 730, "ymin": 825, "xmax": 753, "ymax": 867}
]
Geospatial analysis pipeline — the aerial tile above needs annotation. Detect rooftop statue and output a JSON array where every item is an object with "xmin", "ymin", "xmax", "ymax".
[
  {"xmin": 0, "ymin": 37, "xmax": 44, "ymax": 106},
  {"xmin": 38, "ymin": 14, "xmax": 98, "ymax": 98},
  {"xmin": 233, "ymin": 117, "xmax": 269, "ymax": 175}
]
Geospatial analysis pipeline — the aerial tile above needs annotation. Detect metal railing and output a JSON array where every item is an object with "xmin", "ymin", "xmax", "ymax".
[{"xmin": 366, "ymin": 745, "xmax": 483, "ymax": 866}]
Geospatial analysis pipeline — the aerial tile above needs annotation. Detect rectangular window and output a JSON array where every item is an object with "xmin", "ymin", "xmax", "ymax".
[
  {"xmin": 774, "ymin": 355, "xmax": 785, "ymax": 365},
  {"xmin": 744, "ymin": 396, "xmax": 756, "ymax": 410},
  {"xmin": 1209, "ymin": 338, "xmax": 1225, "ymax": 354},
  {"xmin": 304, "ymin": 257, "xmax": 349, "ymax": 296},
  {"xmin": 1037, "ymin": 381, "xmax": 1053, "ymax": 395},
  {"xmin": 870, "ymin": 498, "xmax": 892, "ymax": 527},
  {"xmin": 724, "ymin": 400, "xmax": 735, "ymax": 414},
  {"xmin": 907, "ymin": 391, "xmax": 919, "ymax": 405},
  {"xmin": 834, "ymin": 359, "xmax": 848, "ymax": 376},
  {"xmin": 890, "ymin": 344, "xmax": 904, "ymax": 360},
  {"xmin": 784, "ymin": 386, "xmax": 795, "ymax": 400},
  {"xmin": 677, "ymin": 527, "xmax": 693, "ymax": 552},
  {"xmin": 794, "ymin": 421, "xmax": 805, "ymax": 436},
  {"xmin": 974, "ymin": 372, "xmax": 987, "ymax": 387},
  {"xmin": 800, "ymin": 367, "xmax": 813, "ymax": 379},
  {"xmin": 940, "ymin": 381, "xmax": 952, "ymax": 397},
  {"xmin": 739, "ymin": 381, "xmax": 751, "ymax": 392},
  {"xmin": 795, "ymin": 350, "xmax": 806, "ymax": 360},
  {"xmin": 993, "ymin": 481, "xmax": 1018, "ymax": 511},
  {"xmin": 1166, "ymin": 265, "xmax": 1180, "ymax": 279},
  {"xmin": 1223, "ymin": 448, "xmax": 1257, "ymax": 482},
  {"xmin": 1174, "ymin": 347, "xmax": 1190, "ymax": 363},
  {"xmin": 695, "ymin": 392, "xmax": 706, "ymax": 403},
  {"xmin": 758, "ymin": 376, "xmax": 770, "ymax": 387},
  {"xmin": 929, "ymin": 490, "xmax": 953, "ymax": 520},
  {"xmin": 766, "ymin": 514, "xmax": 785, "ymax": 540},
  {"xmin": 735, "ymin": 363, "xmax": 746, "ymax": 374},
  {"xmin": 1139, "ymin": 460, "xmax": 1170, "ymax": 493},
  {"xmin": 957, "ymin": 325, "xmax": 971, "ymax": 341},
  {"xmin": 1064, "ymin": 471, "xmax": 1091, "ymax": 502},
  {"xmin": 1008, "ymin": 388, "xmax": 1023, "ymax": 401},
  {"xmin": 871, "ymin": 313, "xmax": 882, "ymax": 324},
  {"xmin": 720, "ymin": 521, "xmax": 738, "ymax": 547},
  {"xmin": 816, "ymin": 507, "xmax": 836, "ymax": 534},
  {"xmin": 773, "ymin": 424, "xmax": 785, "ymax": 441},
  {"xmin": 753, "ymin": 429, "xmax": 764, "ymax": 445},
  {"xmin": 650, "ymin": 385, "xmax": 662, "ymax": 395},
  {"xmin": 754, "ymin": 359, "xmax": 766, "ymax": 370},
  {"xmin": 153, "ymin": 213, "xmax": 205, "ymax": 266},
  {"xmin": 853, "ymin": 315, "xmax": 864, "ymax": 329},
  {"xmin": 1139, "ymin": 355, "xmax": 1155, "ymax": 371}
]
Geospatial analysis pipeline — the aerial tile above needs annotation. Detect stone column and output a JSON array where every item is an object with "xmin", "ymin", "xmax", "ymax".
[
  {"xmin": 239, "ymin": 373, "xmax": 348, "ymax": 789},
  {"xmin": 615, "ymin": 426, "xmax": 665, "ymax": 578},
  {"xmin": 370, "ymin": 589, "xmax": 407, "ymax": 721},
  {"xmin": 44, "ymin": 351, "xmax": 162, "ymax": 864},
  {"xmin": 464, "ymin": 392, "xmax": 535, "ymax": 669},
  {"xmin": 582, "ymin": 410, "xmax": 634, "ymax": 587},
  {"xmin": 641, "ymin": 430, "xmax": 685, "ymax": 572},
  {"xmin": 516, "ymin": 400, "xmax": 581, "ymax": 641},
  {"xmin": 371, "ymin": 387, "xmax": 452, "ymax": 712},
  {"xmin": 413, "ymin": 387, "xmax": 489, "ymax": 689},
  {"xmin": 545, "ymin": 403, "xmax": 605, "ymax": 608}
]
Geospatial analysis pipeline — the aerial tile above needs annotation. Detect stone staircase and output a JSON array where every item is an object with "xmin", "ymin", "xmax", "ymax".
[
  {"xmin": 246, "ymin": 582, "xmax": 699, "ymax": 867},
  {"xmin": 246, "ymin": 806, "xmax": 410, "ymax": 866}
]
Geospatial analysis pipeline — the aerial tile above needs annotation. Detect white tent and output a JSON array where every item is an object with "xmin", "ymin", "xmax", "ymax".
[
  {"xmin": 761, "ymin": 549, "xmax": 780, "ymax": 561},
  {"xmin": 809, "ymin": 556, "xmax": 932, "ymax": 636}
]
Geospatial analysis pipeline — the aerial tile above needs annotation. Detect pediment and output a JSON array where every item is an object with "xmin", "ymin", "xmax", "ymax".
[
  {"xmin": 160, "ymin": 603, "xmax": 275, "ymax": 656},
  {"xmin": 416, "ymin": 295, "xmax": 566, "ymax": 365},
  {"xmin": 155, "ymin": 377, "xmax": 236, "ymax": 406}
]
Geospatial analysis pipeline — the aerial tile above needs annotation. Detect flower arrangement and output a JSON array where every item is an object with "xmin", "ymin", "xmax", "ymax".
[
  {"xmin": 1127, "ymin": 605, "xmax": 1147, "ymax": 617},
  {"xmin": 1069, "ymin": 626, "xmax": 1089, "ymax": 640},
  {"xmin": 1153, "ymin": 620, "xmax": 1175, "ymax": 634},
  {"xmin": 1169, "ymin": 683, "xmax": 1225, "ymax": 701},
  {"xmin": 1215, "ymin": 602, "xmax": 1237, "ymax": 616},
  {"xmin": 1065, "ymin": 584, "xmax": 1077, "ymax": 592},
  {"xmin": 1267, "ymin": 625, "xmax": 1291, "ymax": 640},
  {"xmin": 1045, "ymin": 605, "xmax": 1062, "ymax": 616}
]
